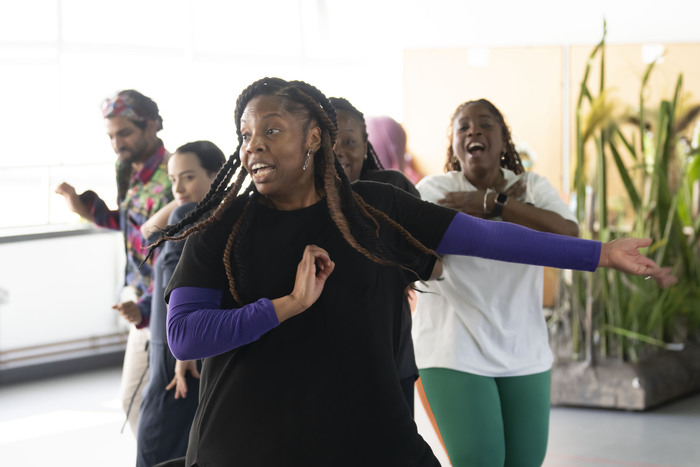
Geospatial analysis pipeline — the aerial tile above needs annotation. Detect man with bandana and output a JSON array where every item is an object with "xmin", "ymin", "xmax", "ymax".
[{"xmin": 56, "ymin": 89, "xmax": 172, "ymax": 437}]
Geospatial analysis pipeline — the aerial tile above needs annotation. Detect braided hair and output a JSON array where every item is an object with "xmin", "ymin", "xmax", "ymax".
[
  {"xmin": 151, "ymin": 77, "xmax": 435, "ymax": 304},
  {"xmin": 328, "ymin": 97, "xmax": 384, "ymax": 176},
  {"xmin": 444, "ymin": 98, "xmax": 524, "ymax": 175}
]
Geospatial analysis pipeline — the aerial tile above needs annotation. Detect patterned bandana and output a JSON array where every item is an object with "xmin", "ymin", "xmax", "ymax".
[{"xmin": 102, "ymin": 93, "xmax": 147, "ymax": 122}]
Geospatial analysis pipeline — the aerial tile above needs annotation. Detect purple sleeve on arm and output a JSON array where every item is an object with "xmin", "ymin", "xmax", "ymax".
[
  {"xmin": 435, "ymin": 212, "xmax": 601, "ymax": 272},
  {"xmin": 167, "ymin": 286, "xmax": 280, "ymax": 360}
]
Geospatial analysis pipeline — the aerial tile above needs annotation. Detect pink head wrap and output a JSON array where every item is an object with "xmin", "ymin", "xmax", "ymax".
[{"xmin": 366, "ymin": 116, "xmax": 407, "ymax": 171}]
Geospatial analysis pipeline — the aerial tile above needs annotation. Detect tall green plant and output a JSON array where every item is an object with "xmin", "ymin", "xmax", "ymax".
[{"xmin": 563, "ymin": 24, "xmax": 700, "ymax": 363}]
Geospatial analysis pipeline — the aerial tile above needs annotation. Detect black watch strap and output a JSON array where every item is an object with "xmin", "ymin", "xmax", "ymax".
[{"xmin": 491, "ymin": 192, "xmax": 508, "ymax": 218}]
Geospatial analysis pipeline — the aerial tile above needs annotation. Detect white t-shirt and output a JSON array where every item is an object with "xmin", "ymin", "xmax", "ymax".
[{"xmin": 413, "ymin": 169, "xmax": 577, "ymax": 377}]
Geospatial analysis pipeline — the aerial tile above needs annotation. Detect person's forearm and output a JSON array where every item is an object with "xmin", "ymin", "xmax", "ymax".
[
  {"xmin": 80, "ymin": 191, "xmax": 119, "ymax": 229},
  {"xmin": 167, "ymin": 287, "xmax": 280, "ymax": 360},
  {"xmin": 436, "ymin": 212, "xmax": 600, "ymax": 271},
  {"xmin": 142, "ymin": 200, "xmax": 178, "ymax": 239},
  {"xmin": 499, "ymin": 199, "xmax": 579, "ymax": 237}
]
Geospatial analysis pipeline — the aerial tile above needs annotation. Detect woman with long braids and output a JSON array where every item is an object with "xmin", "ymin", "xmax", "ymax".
[
  {"xmin": 153, "ymin": 79, "xmax": 673, "ymax": 467},
  {"xmin": 329, "ymin": 97, "xmax": 417, "ymax": 194},
  {"xmin": 329, "ymin": 96, "xmax": 421, "ymax": 417}
]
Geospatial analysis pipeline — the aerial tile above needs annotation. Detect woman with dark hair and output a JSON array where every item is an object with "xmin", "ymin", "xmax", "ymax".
[
  {"xmin": 153, "ymin": 78, "xmax": 672, "ymax": 467},
  {"xmin": 412, "ymin": 98, "xmax": 654, "ymax": 466},
  {"xmin": 137, "ymin": 141, "xmax": 226, "ymax": 467},
  {"xmin": 329, "ymin": 96, "xmax": 421, "ymax": 417}
]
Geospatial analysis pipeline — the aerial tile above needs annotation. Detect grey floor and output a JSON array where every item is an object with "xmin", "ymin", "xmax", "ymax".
[{"xmin": 0, "ymin": 366, "xmax": 698, "ymax": 467}]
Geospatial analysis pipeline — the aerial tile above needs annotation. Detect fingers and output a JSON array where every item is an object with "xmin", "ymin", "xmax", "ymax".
[
  {"xmin": 54, "ymin": 182, "xmax": 76, "ymax": 196},
  {"xmin": 315, "ymin": 257, "xmax": 335, "ymax": 282},
  {"xmin": 436, "ymin": 192, "xmax": 461, "ymax": 209},
  {"xmin": 176, "ymin": 382, "xmax": 188, "ymax": 399},
  {"xmin": 290, "ymin": 245, "xmax": 335, "ymax": 308},
  {"xmin": 504, "ymin": 179, "xmax": 525, "ymax": 197},
  {"xmin": 303, "ymin": 245, "xmax": 332, "ymax": 271},
  {"xmin": 604, "ymin": 237, "xmax": 677, "ymax": 288},
  {"xmin": 650, "ymin": 266, "xmax": 677, "ymax": 288},
  {"xmin": 308, "ymin": 246, "xmax": 335, "ymax": 282},
  {"xmin": 113, "ymin": 301, "xmax": 142, "ymax": 325},
  {"xmin": 165, "ymin": 378, "xmax": 176, "ymax": 391},
  {"xmin": 628, "ymin": 237, "xmax": 653, "ymax": 249}
]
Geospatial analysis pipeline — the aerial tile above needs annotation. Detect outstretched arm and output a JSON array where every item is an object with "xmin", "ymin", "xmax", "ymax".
[
  {"xmin": 55, "ymin": 182, "xmax": 95, "ymax": 222},
  {"xmin": 436, "ymin": 212, "xmax": 675, "ymax": 288},
  {"xmin": 141, "ymin": 199, "xmax": 179, "ymax": 239}
]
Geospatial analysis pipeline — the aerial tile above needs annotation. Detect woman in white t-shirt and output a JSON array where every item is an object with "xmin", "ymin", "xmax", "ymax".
[{"xmin": 414, "ymin": 99, "xmax": 579, "ymax": 466}]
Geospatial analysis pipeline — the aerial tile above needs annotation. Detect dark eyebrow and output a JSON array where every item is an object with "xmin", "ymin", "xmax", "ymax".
[{"xmin": 240, "ymin": 112, "xmax": 284, "ymax": 123}]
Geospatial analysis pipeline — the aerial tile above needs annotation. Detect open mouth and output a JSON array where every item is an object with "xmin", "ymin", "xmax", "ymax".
[
  {"xmin": 251, "ymin": 162, "xmax": 274, "ymax": 177},
  {"xmin": 467, "ymin": 141, "xmax": 485, "ymax": 154}
]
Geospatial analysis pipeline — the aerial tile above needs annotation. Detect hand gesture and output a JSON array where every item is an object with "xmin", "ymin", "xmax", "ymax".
[
  {"xmin": 272, "ymin": 245, "xmax": 335, "ymax": 322},
  {"xmin": 500, "ymin": 177, "xmax": 526, "ymax": 200},
  {"xmin": 437, "ymin": 191, "xmax": 488, "ymax": 217},
  {"xmin": 290, "ymin": 244, "xmax": 335, "ymax": 309},
  {"xmin": 113, "ymin": 300, "xmax": 143, "ymax": 326},
  {"xmin": 55, "ymin": 182, "xmax": 93, "ymax": 220},
  {"xmin": 598, "ymin": 238, "xmax": 677, "ymax": 288},
  {"xmin": 438, "ymin": 178, "xmax": 527, "ymax": 217},
  {"xmin": 165, "ymin": 359, "xmax": 200, "ymax": 399}
]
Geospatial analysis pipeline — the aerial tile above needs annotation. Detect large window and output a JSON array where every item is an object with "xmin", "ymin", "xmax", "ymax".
[
  {"xmin": 4, "ymin": 1, "xmax": 695, "ymax": 232},
  {"xmin": 0, "ymin": 0, "xmax": 406, "ymax": 231}
]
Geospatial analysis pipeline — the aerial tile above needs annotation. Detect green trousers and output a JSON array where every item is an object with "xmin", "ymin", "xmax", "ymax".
[{"xmin": 420, "ymin": 368, "xmax": 551, "ymax": 467}]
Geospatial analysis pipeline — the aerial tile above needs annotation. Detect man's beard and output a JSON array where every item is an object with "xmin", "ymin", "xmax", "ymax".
[{"xmin": 119, "ymin": 148, "xmax": 145, "ymax": 164}]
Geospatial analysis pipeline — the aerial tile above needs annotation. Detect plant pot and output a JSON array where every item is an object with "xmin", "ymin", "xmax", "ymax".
[{"xmin": 551, "ymin": 344, "xmax": 700, "ymax": 411}]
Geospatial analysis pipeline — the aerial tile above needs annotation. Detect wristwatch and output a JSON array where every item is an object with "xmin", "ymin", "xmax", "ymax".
[{"xmin": 491, "ymin": 192, "xmax": 508, "ymax": 218}]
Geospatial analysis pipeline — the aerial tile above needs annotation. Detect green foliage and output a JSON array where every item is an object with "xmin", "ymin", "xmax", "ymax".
[{"xmin": 561, "ymin": 23, "xmax": 700, "ymax": 363}]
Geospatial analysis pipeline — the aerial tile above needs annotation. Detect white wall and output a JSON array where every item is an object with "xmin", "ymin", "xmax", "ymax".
[{"xmin": 0, "ymin": 230, "xmax": 125, "ymax": 362}]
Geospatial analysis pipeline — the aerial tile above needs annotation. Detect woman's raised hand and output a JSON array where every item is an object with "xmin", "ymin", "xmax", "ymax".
[
  {"xmin": 272, "ymin": 245, "xmax": 335, "ymax": 322},
  {"xmin": 291, "ymin": 244, "xmax": 335, "ymax": 307},
  {"xmin": 598, "ymin": 237, "xmax": 677, "ymax": 288}
]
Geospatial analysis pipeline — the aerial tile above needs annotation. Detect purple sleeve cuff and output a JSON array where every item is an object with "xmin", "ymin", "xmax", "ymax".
[
  {"xmin": 167, "ymin": 286, "xmax": 280, "ymax": 360},
  {"xmin": 436, "ymin": 212, "xmax": 601, "ymax": 272}
]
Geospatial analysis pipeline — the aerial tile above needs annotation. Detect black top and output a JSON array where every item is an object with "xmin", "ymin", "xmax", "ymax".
[
  {"xmin": 361, "ymin": 169, "xmax": 420, "ymax": 198},
  {"xmin": 168, "ymin": 181, "xmax": 456, "ymax": 466},
  {"xmin": 358, "ymin": 169, "xmax": 420, "ymax": 380}
]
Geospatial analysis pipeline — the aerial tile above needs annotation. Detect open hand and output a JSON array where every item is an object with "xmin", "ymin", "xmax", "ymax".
[
  {"xmin": 598, "ymin": 238, "xmax": 677, "ymax": 288},
  {"xmin": 165, "ymin": 359, "xmax": 200, "ymax": 399},
  {"xmin": 55, "ymin": 182, "xmax": 93, "ymax": 220}
]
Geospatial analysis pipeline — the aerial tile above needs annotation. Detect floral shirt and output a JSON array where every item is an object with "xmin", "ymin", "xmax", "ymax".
[{"xmin": 80, "ymin": 143, "xmax": 172, "ymax": 327}]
